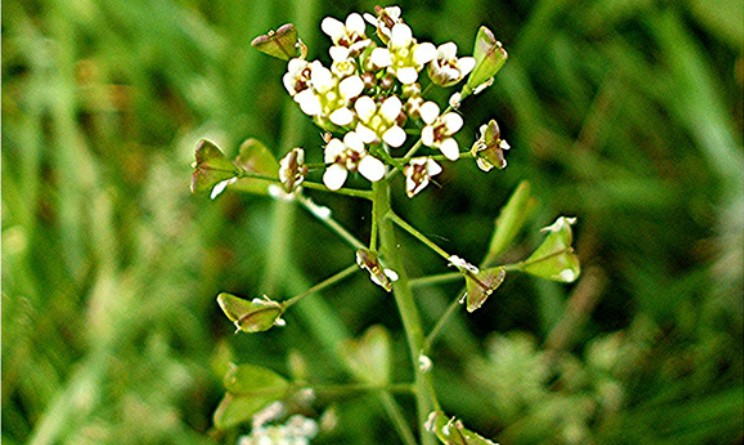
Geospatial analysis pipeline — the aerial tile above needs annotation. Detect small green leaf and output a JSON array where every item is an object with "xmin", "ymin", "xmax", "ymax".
[
  {"xmin": 216, "ymin": 293, "xmax": 285, "ymax": 333},
  {"xmin": 425, "ymin": 410, "xmax": 499, "ymax": 445},
  {"xmin": 485, "ymin": 181, "xmax": 537, "ymax": 262},
  {"xmin": 213, "ymin": 393, "xmax": 275, "ymax": 430},
  {"xmin": 191, "ymin": 139, "xmax": 237, "ymax": 194},
  {"xmin": 231, "ymin": 138, "xmax": 280, "ymax": 195},
  {"xmin": 251, "ymin": 23, "xmax": 300, "ymax": 60},
  {"xmin": 521, "ymin": 216, "xmax": 581, "ymax": 283},
  {"xmin": 223, "ymin": 363, "xmax": 289, "ymax": 395},
  {"xmin": 465, "ymin": 267, "xmax": 506, "ymax": 313},
  {"xmin": 338, "ymin": 325, "xmax": 391, "ymax": 385},
  {"xmin": 466, "ymin": 26, "xmax": 508, "ymax": 92}
]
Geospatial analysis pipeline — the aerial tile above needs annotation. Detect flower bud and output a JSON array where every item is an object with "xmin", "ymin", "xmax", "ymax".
[
  {"xmin": 356, "ymin": 249, "xmax": 398, "ymax": 292},
  {"xmin": 278, "ymin": 147, "xmax": 308, "ymax": 193},
  {"xmin": 470, "ymin": 119, "xmax": 510, "ymax": 172}
]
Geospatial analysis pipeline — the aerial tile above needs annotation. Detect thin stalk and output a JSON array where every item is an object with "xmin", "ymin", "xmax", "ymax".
[
  {"xmin": 235, "ymin": 171, "xmax": 373, "ymax": 199},
  {"xmin": 423, "ymin": 296, "xmax": 461, "ymax": 354},
  {"xmin": 373, "ymin": 180, "xmax": 436, "ymax": 445},
  {"xmin": 308, "ymin": 382, "xmax": 414, "ymax": 395},
  {"xmin": 283, "ymin": 264, "xmax": 359, "ymax": 308},
  {"xmin": 388, "ymin": 211, "xmax": 451, "ymax": 260},
  {"xmin": 409, "ymin": 271, "xmax": 462, "ymax": 288},
  {"xmin": 379, "ymin": 392, "xmax": 418, "ymax": 445},
  {"xmin": 297, "ymin": 195, "xmax": 366, "ymax": 250}
]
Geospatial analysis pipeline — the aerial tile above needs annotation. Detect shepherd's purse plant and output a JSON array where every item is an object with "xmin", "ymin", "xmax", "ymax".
[{"xmin": 191, "ymin": 6, "xmax": 580, "ymax": 444}]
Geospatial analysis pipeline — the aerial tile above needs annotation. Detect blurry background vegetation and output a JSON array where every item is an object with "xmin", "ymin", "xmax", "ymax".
[{"xmin": 2, "ymin": 0, "xmax": 743, "ymax": 444}]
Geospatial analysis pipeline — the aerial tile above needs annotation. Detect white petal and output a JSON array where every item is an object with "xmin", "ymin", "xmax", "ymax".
[
  {"xmin": 380, "ymin": 96, "xmax": 402, "ymax": 121},
  {"xmin": 282, "ymin": 72, "xmax": 296, "ymax": 95},
  {"xmin": 363, "ymin": 12, "xmax": 377, "ymax": 26},
  {"xmin": 442, "ymin": 112, "xmax": 464, "ymax": 134},
  {"xmin": 343, "ymin": 131, "xmax": 365, "ymax": 152},
  {"xmin": 354, "ymin": 96, "xmax": 376, "ymax": 121},
  {"xmin": 413, "ymin": 42, "xmax": 437, "ymax": 65},
  {"xmin": 358, "ymin": 156, "xmax": 385, "ymax": 182},
  {"xmin": 295, "ymin": 90, "xmax": 321, "ymax": 115},
  {"xmin": 382, "ymin": 126, "xmax": 406, "ymax": 148},
  {"xmin": 370, "ymin": 48, "xmax": 392, "ymax": 68},
  {"xmin": 323, "ymin": 164, "xmax": 348, "ymax": 190},
  {"xmin": 329, "ymin": 107, "xmax": 354, "ymax": 126},
  {"xmin": 448, "ymin": 92, "xmax": 462, "ymax": 109},
  {"xmin": 384, "ymin": 269, "xmax": 399, "ymax": 281},
  {"xmin": 210, "ymin": 178, "xmax": 235, "ymax": 200},
  {"xmin": 329, "ymin": 45, "xmax": 351, "ymax": 61},
  {"xmin": 421, "ymin": 126, "xmax": 434, "ymax": 147},
  {"xmin": 396, "ymin": 67, "xmax": 419, "ymax": 84},
  {"xmin": 355, "ymin": 123, "xmax": 379, "ymax": 144},
  {"xmin": 339, "ymin": 75, "xmax": 363, "ymax": 99},
  {"xmin": 439, "ymin": 138, "xmax": 460, "ymax": 161},
  {"xmin": 419, "ymin": 101, "xmax": 440, "ymax": 124},
  {"xmin": 438, "ymin": 42, "xmax": 457, "ymax": 59},
  {"xmin": 500, "ymin": 140, "xmax": 511, "ymax": 150},
  {"xmin": 310, "ymin": 64, "xmax": 334, "ymax": 92},
  {"xmin": 458, "ymin": 57, "xmax": 476, "ymax": 76},
  {"xmin": 426, "ymin": 159, "xmax": 443, "ymax": 176},
  {"xmin": 390, "ymin": 23, "xmax": 412, "ymax": 48},
  {"xmin": 346, "ymin": 13, "xmax": 366, "ymax": 34},
  {"xmin": 324, "ymin": 138, "xmax": 345, "ymax": 162},
  {"xmin": 559, "ymin": 269, "xmax": 576, "ymax": 282},
  {"xmin": 321, "ymin": 17, "xmax": 344, "ymax": 39}
]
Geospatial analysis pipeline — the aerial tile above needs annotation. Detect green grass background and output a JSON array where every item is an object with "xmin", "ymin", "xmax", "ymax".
[{"xmin": 3, "ymin": 0, "xmax": 743, "ymax": 444}]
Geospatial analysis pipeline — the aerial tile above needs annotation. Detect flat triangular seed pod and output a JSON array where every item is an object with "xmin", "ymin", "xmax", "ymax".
[
  {"xmin": 191, "ymin": 139, "xmax": 237, "ymax": 193},
  {"xmin": 465, "ymin": 267, "xmax": 506, "ymax": 313},
  {"xmin": 251, "ymin": 24, "xmax": 300, "ymax": 60}
]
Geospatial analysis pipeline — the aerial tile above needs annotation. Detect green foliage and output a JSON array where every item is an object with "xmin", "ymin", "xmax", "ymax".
[{"xmin": 3, "ymin": 0, "xmax": 742, "ymax": 444}]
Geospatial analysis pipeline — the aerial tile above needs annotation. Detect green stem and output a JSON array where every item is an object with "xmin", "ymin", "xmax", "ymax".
[
  {"xmin": 307, "ymin": 382, "xmax": 414, "ymax": 395},
  {"xmin": 297, "ymin": 195, "xmax": 366, "ymax": 250},
  {"xmin": 409, "ymin": 272, "xmax": 463, "ymax": 288},
  {"xmin": 388, "ymin": 211, "xmax": 451, "ymax": 260},
  {"xmin": 235, "ymin": 171, "xmax": 373, "ymax": 199},
  {"xmin": 423, "ymin": 296, "xmax": 461, "ymax": 354},
  {"xmin": 283, "ymin": 264, "xmax": 359, "ymax": 308},
  {"xmin": 380, "ymin": 392, "xmax": 418, "ymax": 445},
  {"xmin": 373, "ymin": 180, "xmax": 436, "ymax": 445}
]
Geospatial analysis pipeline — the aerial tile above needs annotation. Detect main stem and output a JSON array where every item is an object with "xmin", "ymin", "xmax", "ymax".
[{"xmin": 373, "ymin": 180, "xmax": 435, "ymax": 445}]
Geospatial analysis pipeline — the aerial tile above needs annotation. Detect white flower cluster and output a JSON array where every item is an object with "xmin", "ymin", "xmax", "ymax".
[
  {"xmin": 238, "ymin": 414, "xmax": 319, "ymax": 445},
  {"xmin": 279, "ymin": 6, "xmax": 476, "ymax": 196}
]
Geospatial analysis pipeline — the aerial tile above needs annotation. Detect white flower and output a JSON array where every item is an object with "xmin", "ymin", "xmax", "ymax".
[
  {"xmin": 420, "ymin": 102, "xmax": 464, "ymax": 161},
  {"xmin": 427, "ymin": 42, "xmax": 476, "ymax": 87},
  {"xmin": 385, "ymin": 23, "xmax": 437, "ymax": 84},
  {"xmin": 291, "ymin": 60, "xmax": 364, "ymax": 127},
  {"xmin": 321, "ymin": 13, "xmax": 371, "ymax": 56},
  {"xmin": 282, "ymin": 58, "xmax": 311, "ymax": 97},
  {"xmin": 323, "ymin": 131, "xmax": 386, "ymax": 190},
  {"xmin": 329, "ymin": 46, "xmax": 358, "ymax": 77},
  {"xmin": 354, "ymin": 95, "xmax": 407, "ymax": 147},
  {"xmin": 404, "ymin": 157, "xmax": 442, "ymax": 198},
  {"xmin": 238, "ymin": 414, "xmax": 318, "ymax": 445},
  {"xmin": 363, "ymin": 5, "xmax": 403, "ymax": 44}
]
